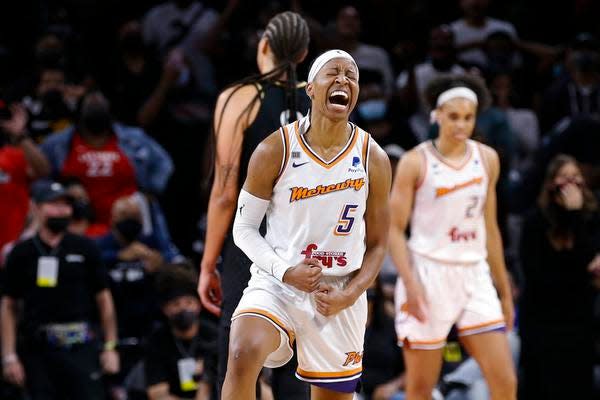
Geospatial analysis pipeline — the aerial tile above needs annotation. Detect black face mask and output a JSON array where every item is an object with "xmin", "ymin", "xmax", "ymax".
[
  {"xmin": 42, "ymin": 89, "xmax": 70, "ymax": 118},
  {"xmin": 46, "ymin": 216, "xmax": 70, "ymax": 234},
  {"xmin": 169, "ymin": 310, "xmax": 199, "ymax": 331},
  {"xmin": 71, "ymin": 200, "xmax": 94, "ymax": 221},
  {"xmin": 115, "ymin": 218, "xmax": 142, "ymax": 242},
  {"xmin": 80, "ymin": 103, "xmax": 112, "ymax": 136}
]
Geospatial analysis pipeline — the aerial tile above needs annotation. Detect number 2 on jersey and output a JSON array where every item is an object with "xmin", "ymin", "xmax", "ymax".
[
  {"xmin": 335, "ymin": 204, "xmax": 359, "ymax": 235},
  {"xmin": 465, "ymin": 195, "xmax": 480, "ymax": 218}
]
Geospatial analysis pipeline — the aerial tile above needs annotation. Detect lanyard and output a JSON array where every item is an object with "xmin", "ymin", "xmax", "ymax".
[
  {"xmin": 174, "ymin": 335, "xmax": 199, "ymax": 359},
  {"xmin": 33, "ymin": 236, "xmax": 61, "ymax": 258}
]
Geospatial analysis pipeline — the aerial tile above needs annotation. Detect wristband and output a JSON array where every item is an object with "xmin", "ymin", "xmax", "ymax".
[
  {"xmin": 2, "ymin": 353, "xmax": 17, "ymax": 365},
  {"xmin": 103, "ymin": 340, "xmax": 117, "ymax": 351}
]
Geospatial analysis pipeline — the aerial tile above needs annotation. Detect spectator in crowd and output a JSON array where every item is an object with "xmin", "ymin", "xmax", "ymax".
[
  {"xmin": 41, "ymin": 91, "xmax": 174, "ymax": 229},
  {"xmin": 139, "ymin": 0, "xmax": 240, "ymax": 255},
  {"xmin": 61, "ymin": 177, "xmax": 107, "ymax": 237},
  {"xmin": 396, "ymin": 25, "xmax": 466, "ymax": 141},
  {"xmin": 335, "ymin": 5, "xmax": 395, "ymax": 96},
  {"xmin": 0, "ymin": 102, "xmax": 50, "ymax": 251},
  {"xmin": 355, "ymin": 70, "xmax": 417, "ymax": 151},
  {"xmin": 142, "ymin": 0, "xmax": 219, "ymax": 60},
  {"xmin": 488, "ymin": 70, "xmax": 540, "ymax": 174},
  {"xmin": 450, "ymin": 0, "xmax": 519, "ymax": 69},
  {"xmin": 145, "ymin": 264, "xmax": 214, "ymax": 400},
  {"xmin": 539, "ymin": 33, "xmax": 600, "ymax": 133},
  {"xmin": 1, "ymin": 180, "xmax": 119, "ymax": 400},
  {"xmin": 97, "ymin": 194, "xmax": 181, "ymax": 395},
  {"xmin": 106, "ymin": 20, "xmax": 161, "ymax": 127},
  {"xmin": 514, "ymin": 115, "xmax": 600, "ymax": 212},
  {"xmin": 519, "ymin": 154, "xmax": 600, "ymax": 399},
  {"xmin": 361, "ymin": 280, "xmax": 405, "ymax": 400},
  {"xmin": 20, "ymin": 65, "xmax": 76, "ymax": 143}
]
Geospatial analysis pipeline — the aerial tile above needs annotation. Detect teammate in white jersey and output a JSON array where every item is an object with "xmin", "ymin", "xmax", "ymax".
[
  {"xmin": 389, "ymin": 74, "xmax": 516, "ymax": 400},
  {"xmin": 221, "ymin": 50, "xmax": 391, "ymax": 400}
]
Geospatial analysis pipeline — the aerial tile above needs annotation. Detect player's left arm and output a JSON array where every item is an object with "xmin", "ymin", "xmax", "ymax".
[
  {"xmin": 481, "ymin": 144, "xmax": 514, "ymax": 331},
  {"xmin": 315, "ymin": 141, "xmax": 392, "ymax": 316}
]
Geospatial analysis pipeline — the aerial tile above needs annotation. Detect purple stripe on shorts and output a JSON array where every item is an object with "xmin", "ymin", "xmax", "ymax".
[
  {"xmin": 459, "ymin": 325, "xmax": 506, "ymax": 337},
  {"xmin": 310, "ymin": 377, "xmax": 360, "ymax": 393}
]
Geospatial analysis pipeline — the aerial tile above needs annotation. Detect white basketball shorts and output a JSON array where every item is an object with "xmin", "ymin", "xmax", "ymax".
[
  {"xmin": 232, "ymin": 266, "xmax": 367, "ymax": 393},
  {"xmin": 395, "ymin": 252, "xmax": 505, "ymax": 350}
]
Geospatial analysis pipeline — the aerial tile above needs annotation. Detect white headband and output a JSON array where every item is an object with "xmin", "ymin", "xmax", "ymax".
[
  {"xmin": 307, "ymin": 49, "xmax": 359, "ymax": 83},
  {"xmin": 436, "ymin": 87, "xmax": 478, "ymax": 108}
]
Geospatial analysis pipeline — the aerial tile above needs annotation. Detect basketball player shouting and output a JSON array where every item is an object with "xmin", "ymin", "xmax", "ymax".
[{"xmin": 221, "ymin": 50, "xmax": 391, "ymax": 400}]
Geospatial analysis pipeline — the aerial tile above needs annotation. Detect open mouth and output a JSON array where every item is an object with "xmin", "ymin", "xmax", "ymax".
[{"xmin": 328, "ymin": 90, "xmax": 350, "ymax": 109}]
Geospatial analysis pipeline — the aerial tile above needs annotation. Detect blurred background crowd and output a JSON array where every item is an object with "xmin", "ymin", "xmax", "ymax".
[{"xmin": 0, "ymin": 0, "xmax": 600, "ymax": 399}]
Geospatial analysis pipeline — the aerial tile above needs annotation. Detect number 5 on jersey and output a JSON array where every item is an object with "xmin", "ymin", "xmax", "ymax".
[{"xmin": 335, "ymin": 204, "xmax": 359, "ymax": 236}]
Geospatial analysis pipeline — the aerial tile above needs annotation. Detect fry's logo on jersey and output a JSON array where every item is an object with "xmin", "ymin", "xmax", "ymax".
[
  {"xmin": 300, "ymin": 243, "xmax": 347, "ymax": 268},
  {"xmin": 448, "ymin": 227, "xmax": 477, "ymax": 242},
  {"xmin": 343, "ymin": 351, "xmax": 363, "ymax": 366},
  {"xmin": 289, "ymin": 178, "xmax": 365, "ymax": 203},
  {"xmin": 435, "ymin": 176, "xmax": 483, "ymax": 198}
]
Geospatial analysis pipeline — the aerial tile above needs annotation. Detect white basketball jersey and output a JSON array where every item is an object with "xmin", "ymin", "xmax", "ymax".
[
  {"xmin": 408, "ymin": 140, "xmax": 488, "ymax": 263},
  {"xmin": 264, "ymin": 115, "xmax": 371, "ymax": 277}
]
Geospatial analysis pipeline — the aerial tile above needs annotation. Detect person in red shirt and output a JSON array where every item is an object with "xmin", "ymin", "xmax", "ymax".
[
  {"xmin": 0, "ymin": 102, "xmax": 50, "ymax": 250},
  {"xmin": 59, "ymin": 92, "xmax": 139, "ymax": 227}
]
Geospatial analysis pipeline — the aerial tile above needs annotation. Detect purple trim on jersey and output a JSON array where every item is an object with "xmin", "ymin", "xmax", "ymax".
[
  {"xmin": 459, "ymin": 325, "xmax": 506, "ymax": 337},
  {"xmin": 310, "ymin": 377, "xmax": 360, "ymax": 393}
]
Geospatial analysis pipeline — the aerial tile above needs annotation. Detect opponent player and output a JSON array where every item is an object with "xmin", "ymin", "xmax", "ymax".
[
  {"xmin": 221, "ymin": 50, "xmax": 391, "ymax": 400},
  {"xmin": 197, "ymin": 11, "xmax": 311, "ymax": 396},
  {"xmin": 389, "ymin": 74, "xmax": 516, "ymax": 400}
]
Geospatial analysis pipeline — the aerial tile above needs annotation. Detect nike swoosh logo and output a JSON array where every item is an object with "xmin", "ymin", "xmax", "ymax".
[{"xmin": 292, "ymin": 161, "xmax": 309, "ymax": 168}]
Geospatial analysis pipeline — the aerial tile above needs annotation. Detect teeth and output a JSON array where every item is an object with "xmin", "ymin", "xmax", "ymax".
[{"xmin": 330, "ymin": 90, "xmax": 348, "ymax": 98}]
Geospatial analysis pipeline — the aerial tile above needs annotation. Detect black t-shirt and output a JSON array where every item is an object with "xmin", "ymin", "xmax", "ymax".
[
  {"xmin": 144, "ymin": 323, "xmax": 213, "ymax": 399},
  {"xmin": 2, "ymin": 233, "xmax": 108, "ymax": 332}
]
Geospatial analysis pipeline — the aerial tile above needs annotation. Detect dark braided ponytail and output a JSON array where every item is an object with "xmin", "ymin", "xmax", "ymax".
[
  {"xmin": 210, "ymin": 12, "xmax": 310, "ymax": 182},
  {"xmin": 263, "ymin": 11, "xmax": 310, "ymax": 122}
]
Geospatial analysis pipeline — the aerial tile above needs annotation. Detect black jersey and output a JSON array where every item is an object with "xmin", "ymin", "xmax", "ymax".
[
  {"xmin": 237, "ymin": 80, "xmax": 310, "ymax": 189},
  {"xmin": 221, "ymin": 79, "xmax": 309, "ymax": 317}
]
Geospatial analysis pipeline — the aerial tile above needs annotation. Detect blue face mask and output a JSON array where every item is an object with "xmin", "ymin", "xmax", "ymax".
[{"xmin": 358, "ymin": 99, "xmax": 387, "ymax": 121}]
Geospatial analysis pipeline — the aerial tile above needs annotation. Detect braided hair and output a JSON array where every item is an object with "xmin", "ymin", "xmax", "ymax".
[{"xmin": 211, "ymin": 12, "xmax": 310, "ymax": 175}]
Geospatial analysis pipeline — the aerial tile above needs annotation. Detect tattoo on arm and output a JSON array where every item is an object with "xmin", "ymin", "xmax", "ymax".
[{"xmin": 217, "ymin": 164, "xmax": 238, "ymax": 190}]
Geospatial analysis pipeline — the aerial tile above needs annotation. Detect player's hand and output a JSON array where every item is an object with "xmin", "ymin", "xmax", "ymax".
[
  {"xmin": 560, "ymin": 183, "xmax": 583, "ymax": 210},
  {"xmin": 405, "ymin": 280, "xmax": 429, "ymax": 323},
  {"xmin": 0, "ymin": 104, "xmax": 28, "ymax": 139},
  {"xmin": 500, "ymin": 294, "xmax": 515, "ymax": 331},
  {"xmin": 100, "ymin": 349, "xmax": 120, "ymax": 375},
  {"xmin": 2, "ymin": 355, "xmax": 25, "ymax": 387},
  {"xmin": 315, "ymin": 283, "xmax": 353, "ymax": 316},
  {"xmin": 198, "ymin": 265, "xmax": 223, "ymax": 316},
  {"xmin": 282, "ymin": 258, "xmax": 322, "ymax": 293}
]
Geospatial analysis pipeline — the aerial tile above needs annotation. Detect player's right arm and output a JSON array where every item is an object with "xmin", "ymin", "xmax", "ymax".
[
  {"xmin": 233, "ymin": 134, "xmax": 322, "ymax": 293},
  {"xmin": 198, "ymin": 84, "xmax": 260, "ymax": 316},
  {"xmin": 389, "ymin": 149, "xmax": 429, "ymax": 322}
]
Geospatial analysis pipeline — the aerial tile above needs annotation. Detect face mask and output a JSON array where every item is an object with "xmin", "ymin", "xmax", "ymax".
[
  {"xmin": 169, "ymin": 309, "xmax": 198, "ymax": 331},
  {"xmin": 80, "ymin": 102, "xmax": 112, "ymax": 135},
  {"xmin": 71, "ymin": 200, "xmax": 94, "ymax": 221},
  {"xmin": 358, "ymin": 99, "xmax": 387, "ymax": 122},
  {"xmin": 115, "ymin": 218, "xmax": 142, "ymax": 243},
  {"xmin": 46, "ymin": 216, "xmax": 70, "ymax": 234},
  {"xmin": 42, "ymin": 89, "xmax": 69, "ymax": 118}
]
